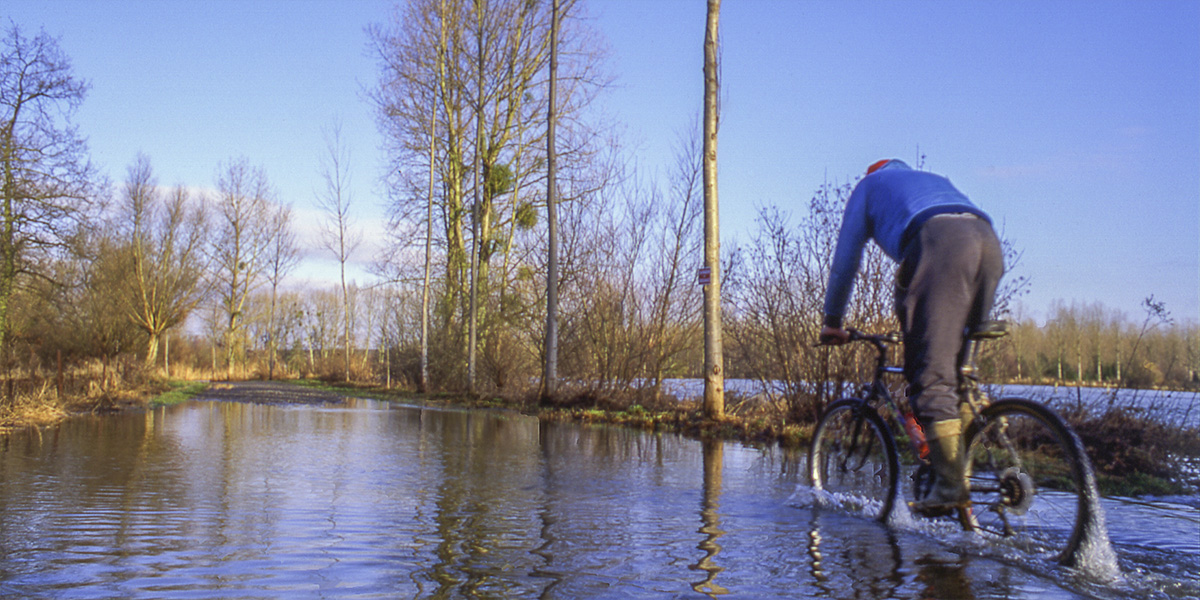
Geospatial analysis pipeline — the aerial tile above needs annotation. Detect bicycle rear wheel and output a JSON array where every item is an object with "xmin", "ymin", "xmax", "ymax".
[
  {"xmin": 963, "ymin": 398, "xmax": 1101, "ymax": 565},
  {"xmin": 809, "ymin": 399, "xmax": 900, "ymax": 522}
]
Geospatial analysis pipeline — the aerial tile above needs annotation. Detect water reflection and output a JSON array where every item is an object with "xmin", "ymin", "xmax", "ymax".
[
  {"xmin": 806, "ymin": 511, "xmax": 905, "ymax": 598},
  {"xmin": 691, "ymin": 438, "xmax": 728, "ymax": 597},
  {"xmin": 0, "ymin": 398, "xmax": 1189, "ymax": 599},
  {"xmin": 914, "ymin": 554, "xmax": 975, "ymax": 600}
]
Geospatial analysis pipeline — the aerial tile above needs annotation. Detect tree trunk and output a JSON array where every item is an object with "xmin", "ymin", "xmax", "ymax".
[
  {"xmin": 422, "ymin": 21, "xmax": 441, "ymax": 394},
  {"xmin": 268, "ymin": 283, "xmax": 278, "ymax": 380},
  {"xmin": 543, "ymin": 0, "xmax": 560, "ymax": 399},
  {"xmin": 145, "ymin": 333, "xmax": 161, "ymax": 369},
  {"xmin": 342, "ymin": 273, "xmax": 351, "ymax": 383},
  {"xmin": 467, "ymin": 0, "xmax": 485, "ymax": 396}
]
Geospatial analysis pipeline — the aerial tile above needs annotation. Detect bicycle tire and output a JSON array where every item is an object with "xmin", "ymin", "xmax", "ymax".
[
  {"xmin": 963, "ymin": 397, "xmax": 1102, "ymax": 566},
  {"xmin": 809, "ymin": 399, "xmax": 900, "ymax": 522}
]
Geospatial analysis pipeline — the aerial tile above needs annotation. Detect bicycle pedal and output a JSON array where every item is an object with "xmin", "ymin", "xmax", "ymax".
[
  {"xmin": 908, "ymin": 500, "xmax": 974, "ymax": 520},
  {"xmin": 907, "ymin": 501, "xmax": 956, "ymax": 519}
]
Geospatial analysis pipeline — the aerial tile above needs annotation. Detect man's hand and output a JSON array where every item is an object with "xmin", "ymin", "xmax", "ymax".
[{"xmin": 819, "ymin": 326, "xmax": 851, "ymax": 346}]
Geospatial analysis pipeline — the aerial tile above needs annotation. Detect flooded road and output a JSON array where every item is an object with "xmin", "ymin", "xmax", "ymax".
[{"xmin": 0, "ymin": 387, "xmax": 1196, "ymax": 599}]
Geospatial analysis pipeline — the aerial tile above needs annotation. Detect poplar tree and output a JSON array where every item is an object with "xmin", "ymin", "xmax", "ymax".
[
  {"xmin": 316, "ymin": 121, "xmax": 361, "ymax": 383},
  {"xmin": 543, "ymin": 0, "xmax": 561, "ymax": 398},
  {"xmin": 212, "ymin": 157, "xmax": 276, "ymax": 379}
]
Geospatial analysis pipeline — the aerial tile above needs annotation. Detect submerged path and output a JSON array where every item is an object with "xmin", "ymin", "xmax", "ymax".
[{"xmin": 196, "ymin": 380, "xmax": 350, "ymax": 404}]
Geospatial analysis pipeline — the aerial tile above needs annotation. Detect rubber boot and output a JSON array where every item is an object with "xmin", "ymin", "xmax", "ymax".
[
  {"xmin": 960, "ymin": 400, "xmax": 976, "ymax": 432},
  {"xmin": 910, "ymin": 418, "xmax": 968, "ymax": 517}
]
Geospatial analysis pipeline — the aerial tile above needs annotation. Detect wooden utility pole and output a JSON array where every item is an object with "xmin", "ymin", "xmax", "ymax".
[
  {"xmin": 543, "ymin": 0, "xmax": 560, "ymax": 398},
  {"xmin": 702, "ymin": 0, "xmax": 725, "ymax": 419}
]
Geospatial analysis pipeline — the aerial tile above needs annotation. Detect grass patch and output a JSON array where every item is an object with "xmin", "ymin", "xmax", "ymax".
[
  {"xmin": 150, "ymin": 381, "xmax": 210, "ymax": 407},
  {"xmin": 1097, "ymin": 471, "xmax": 1182, "ymax": 497},
  {"xmin": 288, "ymin": 379, "xmax": 393, "ymax": 399}
]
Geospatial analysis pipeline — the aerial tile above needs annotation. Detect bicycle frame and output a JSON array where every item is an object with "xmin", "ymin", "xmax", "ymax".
[
  {"xmin": 847, "ymin": 328, "xmax": 998, "ymax": 463},
  {"xmin": 850, "ymin": 332, "xmax": 927, "ymax": 462}
]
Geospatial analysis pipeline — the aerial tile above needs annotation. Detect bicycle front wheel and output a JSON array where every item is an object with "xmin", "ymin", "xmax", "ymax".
[
  {"xmin": 963, "ymin": 398, "xmax": 1101, "ymax": 565},
  {"xmin": 809, "ymin": 399, "xmax": 900, "ymax": 522}
]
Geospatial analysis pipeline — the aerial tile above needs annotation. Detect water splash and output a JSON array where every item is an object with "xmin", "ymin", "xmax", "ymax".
[
  {"xmin": 801, "ymin": 487, "xmax": 890, "ymax": 521},
  {"xmin": 787, "ymin": 485, "xmax": 816, "ymax": 508},
  {"xmin": 1071, "ymin": 484, "xmax": 1122, "ymax": 583},
  {"xmin": 795, "ymin": 480, "xmax": 1128, "ymax": 590},
  {"xmin": 1067, "ymin": 423, "xmax": 1123, "ymax": 584}
]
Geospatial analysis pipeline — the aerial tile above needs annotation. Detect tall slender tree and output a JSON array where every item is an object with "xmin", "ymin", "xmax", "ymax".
[
  {"xmin": 421, "ymin": 67, "xmax": 438, "ymax": 393},
  {"xmin": 264, "ymin": 202, "xmax": 299, "ymax": 380},
  {"xmin": 316, "ymin": 120, "xmax": 362, "ymax": 382},
  {"xmin": 212, "ymin": 157, "xmax": 276, "ymax": 379},
  {"xmin": 467, "ymin": 0, "xmax": 486, "ymax": 395},
  {"xmin": 542, "ymin": 0, "xmax": 561, "ymax": 398}
]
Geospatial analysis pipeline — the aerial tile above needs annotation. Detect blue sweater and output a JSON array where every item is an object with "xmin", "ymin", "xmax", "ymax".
[{"xmin": 823, "ymin": 160, "xmax": 991, "ymax": 328}]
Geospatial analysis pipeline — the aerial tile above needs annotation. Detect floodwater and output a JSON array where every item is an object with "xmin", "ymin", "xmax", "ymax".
[{"xmin": 0, "ymin": 394, "xmax": 1197, "ymax": 599}]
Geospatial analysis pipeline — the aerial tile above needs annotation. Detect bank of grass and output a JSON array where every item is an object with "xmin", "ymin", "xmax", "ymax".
[
  {"xmin": 1, "ymin": 377, "xmax": 210, "ymax": 433},
  {"xmin": 1063, "ymin": 405, "xmax": 1200, "ymax": 496},
  {"xmin": 282, "ymin": 381, "xmax": 815, "ymax": 453},
  {"xmin": 0, "ymin": 394, "xmax": 69, "ymax": 433}
]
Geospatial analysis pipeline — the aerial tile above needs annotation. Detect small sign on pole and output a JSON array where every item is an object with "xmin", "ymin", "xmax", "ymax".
[{"xmin": 697, "ymin": 266, "xmax": 711, "ymax": 286}]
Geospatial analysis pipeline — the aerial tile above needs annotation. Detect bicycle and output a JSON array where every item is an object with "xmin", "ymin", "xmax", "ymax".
[{"xmin": 807, "ymin": 321, "xmax": 1105, "ymax": 567}]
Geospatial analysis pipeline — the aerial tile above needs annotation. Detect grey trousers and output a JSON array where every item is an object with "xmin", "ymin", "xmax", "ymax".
[{"xmin": 895, "ymin": 215, "xmax": 1004, "ymax": 424}]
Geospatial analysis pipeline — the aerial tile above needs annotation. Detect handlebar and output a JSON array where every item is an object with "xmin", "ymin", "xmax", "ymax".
[
  {"xmin": 817, "ymin": 329, "xmax": 904, "ymax": 376},
  {"xmin": 816, "ymin": 329, "xmax": 900, "ymax": 348},
  {"xmin": 847, "ymin": 329, "xmax": 901, "ymax": 345}
]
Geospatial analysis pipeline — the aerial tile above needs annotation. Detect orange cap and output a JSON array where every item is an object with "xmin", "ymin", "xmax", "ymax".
[{"xmin": 866, "ymin": 159, "xmax": 891, "ymax": 175}]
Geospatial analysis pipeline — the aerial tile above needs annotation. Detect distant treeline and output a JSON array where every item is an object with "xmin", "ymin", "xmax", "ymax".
[{"xmin": 985, "ymin": 298, "xmax": 1195, "ymax": 389}]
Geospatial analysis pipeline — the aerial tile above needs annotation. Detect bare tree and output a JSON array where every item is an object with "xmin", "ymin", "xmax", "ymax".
[
  {"xmin": 1125, "ymin": 295, "xmax": 1173, "ymax": 387},
  {"xmin": 212, "ymin": 157, "xmax": 276, "ymax": 380},
  {"xmin": 264, "ymin": 202, "xmax": 299, "ymax": 380},
  {"xmin": 0, "ymin": 23, "xmax": 98, "ymax": 359},
  {"xmin": 702, "ymin": 0, "xmax": 724, "ymax": 419},
  {"xmin": 723, "ymin": 180, "xmax": 895, "ymax": 422},
  {"xmin": 645, "ymin": 129, "xmax": 704, "ymax": 395},
  {"xmin": 316, "ymin": 120, "xmax": 362, "ymax": 382},
  {"xmin": 120, "ymin": 154, "xmax": 208, "ymax": 369}
]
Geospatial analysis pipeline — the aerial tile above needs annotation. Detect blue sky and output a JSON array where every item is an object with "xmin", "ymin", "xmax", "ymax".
[{"xmin": 5, "ymin": 0, "xmax": 1198, "ymax": 323}]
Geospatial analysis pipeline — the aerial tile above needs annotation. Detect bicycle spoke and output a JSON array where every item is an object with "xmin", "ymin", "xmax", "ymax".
[{"xmin": 964, "ymin": 399, "xmax": 1095, "ymax": 564}]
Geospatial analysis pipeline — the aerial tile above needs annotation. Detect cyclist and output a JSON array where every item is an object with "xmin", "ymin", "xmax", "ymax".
[{"xmin": 819, "ymin": 159, "xmax": 1004, "ymax": 516}]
